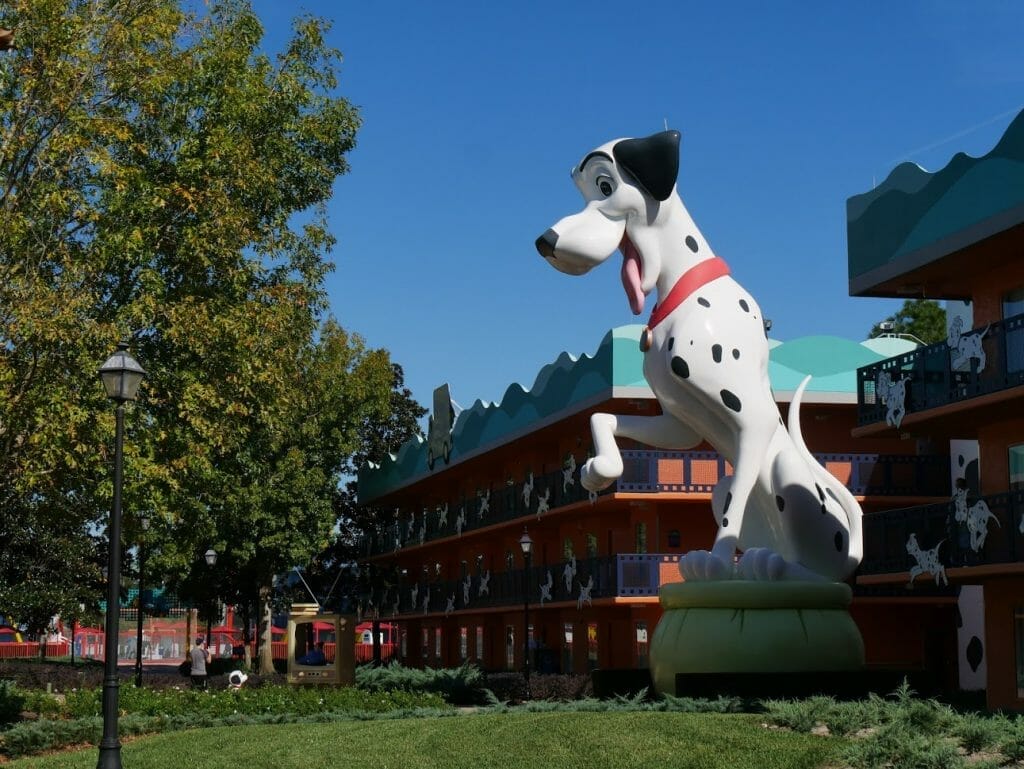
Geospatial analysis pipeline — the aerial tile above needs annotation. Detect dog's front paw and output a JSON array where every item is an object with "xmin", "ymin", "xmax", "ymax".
[
  {"xmin": 580, "ymin": 455, "xmax": 622, "ymax": 492},
  {"xmin": 737, "ymin": 548, "xmax": 786, "ymax": 581},
  {"xmin": 679, "ymin": 550, "xmax": 734, "ymax": 581}
]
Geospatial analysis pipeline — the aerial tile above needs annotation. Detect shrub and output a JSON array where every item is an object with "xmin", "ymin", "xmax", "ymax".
[
  {"xmin": 953, "ymin": 712, "xmax": 1003, "ymax": 754},
  {"xmin": 0, "ymin": 680, "xmax": 25, "ymax": 726},
  {"xmin": 483, "ymin": 672, "xmax": 592, "ymax": 703},
  {"xmin": 357, "ymin": 662, "xmax": 488, "ymax": 705},
  {"xmin": 842, "ymin": 721, "xmax": 964, "ymax": 769}
]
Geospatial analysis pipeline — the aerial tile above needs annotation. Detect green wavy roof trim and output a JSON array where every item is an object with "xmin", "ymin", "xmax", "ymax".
[
  {"xmin": 847, "ymin": 107, "xmax": 1024, "ymax": 286},
  {"xmin": 358, "ymin": 327, "xmax": 914, "ymax": 503}
]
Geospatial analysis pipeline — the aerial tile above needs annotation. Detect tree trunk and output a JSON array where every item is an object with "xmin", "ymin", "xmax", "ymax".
[
  {"xmin": 257, "ymin": 583, "xmax": 275, "ymax": 675},
  {"xmin": 240, "ymin": 599, "xmax": 253, "ymax": 669}
]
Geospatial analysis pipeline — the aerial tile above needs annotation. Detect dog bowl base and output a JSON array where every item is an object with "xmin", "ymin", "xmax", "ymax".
[{"xmin": 649, "ymin": 580, "xmax": 864, "ymax": 696}]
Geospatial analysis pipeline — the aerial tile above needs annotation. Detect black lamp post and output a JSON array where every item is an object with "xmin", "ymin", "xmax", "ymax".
[
  {"xmin": 518, "ymin": 527, "xmax": 533, "ymax": 701},
  {"xmin": 133, "ymin": 513, "xmax": 149, "ymax": 688},
  {"xmin": 204, "ymin": 548, "xmax": 217, "ymax": 649},
  {"xmin": 97, "ymin": 342, "xmax": 145, "ymax": 769}
]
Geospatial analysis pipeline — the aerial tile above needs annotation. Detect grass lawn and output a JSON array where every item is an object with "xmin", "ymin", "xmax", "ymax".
[{"xmin": 3, "ymin": 711, "xmax": 840, "ymax": 769}]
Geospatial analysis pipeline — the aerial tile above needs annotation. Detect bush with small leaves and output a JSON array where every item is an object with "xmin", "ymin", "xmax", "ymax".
[{"xmin": 0, "ymin": 680, "xmax": 25, "ymax": 726}]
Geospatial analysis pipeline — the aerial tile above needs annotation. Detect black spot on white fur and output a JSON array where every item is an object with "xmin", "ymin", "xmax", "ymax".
[
  {"xmin": 671, "ymin": 356, "xmax": 689, "ymax": 379},
  {"xmin": 821, "ymin": 504, "xmax": 828, "ymax": 515},
  {"xmin": 724, "ymin": 492, "xmax": 732, "ymax": 513},
  {"xmin": 720, "ymin": 389, "xmax": 741, "ymax": 412},
  {"xmin": 712, "ymin": 344, "xmax": 722, "ymax": 363},
  {"xmin": 815, "ymin": 484, "xmax": 825, "ymax": 501},
  {"xmin": 685, "ymin": 236, "xmax": 699, "ymax": 252},
  {"xmin": 732, "ymin": 349, "xmax": 740, "ymax": 360},
  {"xmin": 697, "ymin": 297, "xmax": 710, "ymax": 308},
  {"xmin": 775, "ymin": 495, "xmax": 785, "ymax": 511},
  {"xmin": 739, "ymin": 299, "xmax": 749, "ymax": 312},
  {"xmin": 722, "ymin": 517, "xmax": 729, "ymax": 527},
  {"xmin": 668, "ymin": 337, "xmax": 674, "ymax": 350}
]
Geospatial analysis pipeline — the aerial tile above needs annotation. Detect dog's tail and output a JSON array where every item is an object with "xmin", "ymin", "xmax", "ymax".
[{"xmin": 787, "ymin": 375, "xmax": 864, "ymax": 575}]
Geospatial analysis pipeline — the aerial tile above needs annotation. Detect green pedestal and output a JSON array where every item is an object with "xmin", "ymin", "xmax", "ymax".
[{"xmin": 650, "ymin": 580, "xmax": 864, "ymax": 696}]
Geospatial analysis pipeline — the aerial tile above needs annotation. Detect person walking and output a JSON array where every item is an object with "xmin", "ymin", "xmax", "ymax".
[{"xmin": 190, "ymin": 636, "xmax": 211, "ymax": 689}]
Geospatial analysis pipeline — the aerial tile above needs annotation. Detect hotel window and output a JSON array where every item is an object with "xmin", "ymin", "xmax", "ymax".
[
  {"xmin": 562, "ymin": 622, "xmax": 574, "ymax": 673},
  {"xmin": 635, "ymin": 522, "xmax": 648, "ymax": 554},
  {"xmin": 399, "ymin": 627, "xmax": 407, "ymax": 660},
  {"xmin": 635, "ymin": 621, "xmax": 649, "ymax": 668},
  {"xmin": 1003, "ymin": 289, "xmax": 1024, "ymax": 373},
  {"xmin": 459, "ymin": 626, "xmax": 468, "ymax": 661},
  {"xmin": 476, "ymin": 626, "xmax": 484, "ymax": 662},
  {"xmin": 586, "ymin": 533, "xmax": 598, "ymax": 558},
  {"xmin": 421, "ymin": 627, "xmax": 429, "ymax": 661},
  {"xmin": 1011, "ymin": 445, "xmax": 1024, "ymax": 492},
  {"xmin": 1016, "ymin": 606, "xmax": 1024, "ymax": 698},
  {"xmin": 505, "ymin": 625, "xmax": 516, "ymax": 670},
  {"xmin": 434, "ymin": 627, "xmax": 442, "ymax": 662},
  {"xmin": 563, "ymin": 537, "xmax": 575, "ymax": 560},
  {"xmin": 587, "ymin": 623, "xmax": 599, "ymax": 670},
  {"xmin": 506, "ymin": 550, "xmax": 515, "ymax": 570},
  {"xmin": 667, "ymin": 529, "xmax": 681, "ymax": 548}
]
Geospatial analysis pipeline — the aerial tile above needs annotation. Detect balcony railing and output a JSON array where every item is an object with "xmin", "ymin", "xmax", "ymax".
[
  {"xmin": 860, "ymin": 489, "xmax": 1024, "ymax": 578},
  {"xmin": 361, "ymin": 554, "xmax": 681, "ymax": 619},
  {"xmin": 856, "ymin": 311, "xmax": 1024, "ymax": 428},
  {"xmin": 357, "ymin": 450, "xmax": 950, "ymax": 558}
]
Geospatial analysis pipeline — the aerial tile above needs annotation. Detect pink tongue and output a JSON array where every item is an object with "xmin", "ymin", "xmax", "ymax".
[{"xmin": 620, "ymin": 239, "xmax": 644, "ymax": 315}]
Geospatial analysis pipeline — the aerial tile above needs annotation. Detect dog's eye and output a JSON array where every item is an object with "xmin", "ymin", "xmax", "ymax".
[{"xmin": 596, "ymin": 176, "xmax": 614, "ymax": 197}]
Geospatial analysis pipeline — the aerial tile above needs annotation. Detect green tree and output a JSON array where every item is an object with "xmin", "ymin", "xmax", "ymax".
[
  {"xmin": 869, "ymin": 299, "xmax": 947, "ymax": 345},
  {"xmin": 0, "ymin": 0, "xmax": 393, "ymax": 671}
]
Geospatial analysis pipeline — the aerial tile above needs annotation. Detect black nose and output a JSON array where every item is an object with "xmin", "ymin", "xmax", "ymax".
[{"xmin": 535, "ymin": 229, "xmax": 558, "ymax": 259}]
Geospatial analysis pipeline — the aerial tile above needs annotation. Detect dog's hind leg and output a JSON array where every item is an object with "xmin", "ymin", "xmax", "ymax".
[{"xmin": 582, "ymin": 413, "xmax": 701, "ymax": 492}]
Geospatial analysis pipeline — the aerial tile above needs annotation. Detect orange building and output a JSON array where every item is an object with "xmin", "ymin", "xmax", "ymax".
[
  {"xmin": 848, "ymin": 108, "xmax": 1024, "ymax": 709},
  {"xmin": 356, "ymin": 325, "xmax": 950, "ymax": 679}
]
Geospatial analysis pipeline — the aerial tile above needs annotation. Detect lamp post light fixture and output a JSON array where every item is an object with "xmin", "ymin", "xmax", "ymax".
[
  {"xmin": 134, "ymin": 513, "xmax": 150, "ymax": 688},
  {"xmin": 204, "ymin": 548, "xmax": 217, "ymax": 648},
  {"xmin": 518, "ymin": 527, "xmax": 533, "ymax": 701},
  {"xmin": 97, "ymin": 341, "xmax": 145, "ymax": 769}
]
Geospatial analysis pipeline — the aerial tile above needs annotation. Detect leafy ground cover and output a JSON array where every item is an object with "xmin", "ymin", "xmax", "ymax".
[{"xmin": 1, "ymin": 711, "xmax": 838, "ymax": 769}]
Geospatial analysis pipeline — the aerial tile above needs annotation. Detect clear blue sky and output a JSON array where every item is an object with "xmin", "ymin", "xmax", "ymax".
[{"xmin": 249, "ymin": 0, "xmax": 1023, "ymax": 418}]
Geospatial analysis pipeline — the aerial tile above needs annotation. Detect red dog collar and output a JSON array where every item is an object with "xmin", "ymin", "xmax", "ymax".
[
  {"xmin": 648, "ymin": 256, "xmax": 730, "ymax": 330},
  {"xmin": 640, "ymin": 256, "xmax": 730, "ymax": 351}
]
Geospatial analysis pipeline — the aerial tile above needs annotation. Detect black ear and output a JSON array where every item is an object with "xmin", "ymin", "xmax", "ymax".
[{"xmin": 612, "ymin": 130, "xmax": 680, "ymax": 202}]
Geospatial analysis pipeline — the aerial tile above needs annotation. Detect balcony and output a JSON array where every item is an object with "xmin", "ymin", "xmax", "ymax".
[
  {"xmin": 356, "ymin": 450, "xmax": 950, "ymax": 559},
  {"xmin": 362, "ymin": 554, "xmax": 682, "ymax": 619},
  {"xmin": 856, "ymin": 311, "xmax": 1024, "ymax": 429},
  {"xmin": 860, "ymin": 489, "xmax": 1024, "ymax": 579}
]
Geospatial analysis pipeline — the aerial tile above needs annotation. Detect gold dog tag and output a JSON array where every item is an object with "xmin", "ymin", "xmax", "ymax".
[{"xmin": 640, "ymin": 326, "xmax": 653, "ymax": 352}]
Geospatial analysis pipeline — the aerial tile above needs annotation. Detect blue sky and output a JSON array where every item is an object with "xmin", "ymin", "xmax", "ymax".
[{"xmin": 249, "ymin": 0, "xmax": 1023, "ymax": 418}]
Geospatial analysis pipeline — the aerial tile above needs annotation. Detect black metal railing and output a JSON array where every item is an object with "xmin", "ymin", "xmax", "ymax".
[
  {"xmin": 357, "ymin": 450, "xmax": 950, "ymax": 558},
  {"xmin": 857, "ymin": 311, "xmax": 1024, "ymax": 427},
  {"xmin": 363, "ymin": 554, "xmax": 681, "ymax": 619},
  {"xmin": 860, "ymin": 489, "xmax": 1024, "ymax": 577}
]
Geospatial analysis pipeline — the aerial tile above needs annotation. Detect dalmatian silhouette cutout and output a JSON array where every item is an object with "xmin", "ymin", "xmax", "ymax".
[
  {"xmin": 444, "ymin": 594, "xmax": 455, "ymax": 616},
  {"xmin": 563, "ymin": 556, "xmax": 577, "ymax": 593},
  {"xmin": 563, "ymin": 454, "xmax": 577, "ymax": 492},
  {"xmin": 876, "ymin": 370, "xmax": 909, "ymax": 429},
  {"xmin": 455, "ymin": 506, "xmax": 466, "ymax": 536},
  {"xmin": 577, "ymin": 575, "xmax": 594, "ymax": 609},
  {"xmin": 536, "ymin": 488, "xmax": 550, "ymax": 518},
  {"xmin": 478, "ymin": 490, "xmax": 490, "ymax": 519},
  {"xmin": 539, "ymin": 571, "xmax": 553, "ymax": 605},
  {"xmin": 536, "ymin": 130, "xmax": 863, "ymax": 582},
  {"xmin": 410, "ymin": 584, "xmax": 418, "ymax": 609},
  {"xmin": 907, "ymin": 533, "xmax": 947, "ymax": 587},
  {"xmin": 437, "ymin": 503, "xmax": 448, "ymax": 529},
  {"xmin": 462, "ymin": 575, "xmax": 472, "ymax": 607},
  {"xmin": 478, "ymin": 570, "xmax": 491, "ymax": 597},
  {"xmin": 953, "ymin": 484, "xmax": 1000, "ymax": 551},
  {"xmin": 522, "ymin": 472, "xmax": 535, "ymax": 510},
  {"xmin": 948, "ymin": 317, "xmax": 989, "ymax": 373}
]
